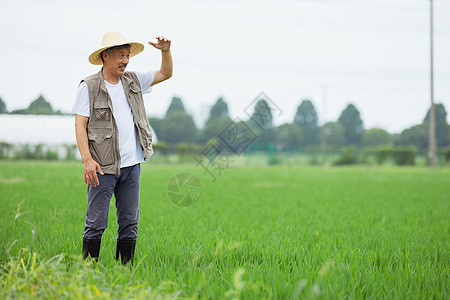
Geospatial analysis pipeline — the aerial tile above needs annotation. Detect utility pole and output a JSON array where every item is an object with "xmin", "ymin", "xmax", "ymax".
[{"xmin": 429, "ymin": 0, "xmax": 437, "ymax": 167}]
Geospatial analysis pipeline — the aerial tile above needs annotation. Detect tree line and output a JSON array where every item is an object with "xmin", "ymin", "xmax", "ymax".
[
  {"xmin": 1, "ymin": 94, "xmax": 449, "ymax": 160},
  {"xmin": 150, "ymin": 96, "xmax": 450, "ymax": 154},
  {"xmin": 0, "ymin": 95, "xmax": 63, "ymax": 115}
]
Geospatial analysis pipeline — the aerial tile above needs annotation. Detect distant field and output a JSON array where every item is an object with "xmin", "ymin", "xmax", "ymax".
[{"xmin": 0, "ymin": 161, "xmax": 449, "ymax": 299}]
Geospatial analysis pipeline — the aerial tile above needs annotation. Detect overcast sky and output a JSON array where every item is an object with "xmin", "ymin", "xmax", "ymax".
[{"xmin": 1, "ymin": 0, "xmax": 449, "ymax": 133}]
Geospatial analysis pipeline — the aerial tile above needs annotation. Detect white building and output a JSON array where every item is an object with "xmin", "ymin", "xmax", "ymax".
[{"xmin": 0, "ymin": 115, "xmax": 158, "ymax": 159}]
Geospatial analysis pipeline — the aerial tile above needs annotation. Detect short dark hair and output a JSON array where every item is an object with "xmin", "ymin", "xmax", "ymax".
[{"xmin": 100, "ymin": 44, "xmax": 131, "ymax": 63}]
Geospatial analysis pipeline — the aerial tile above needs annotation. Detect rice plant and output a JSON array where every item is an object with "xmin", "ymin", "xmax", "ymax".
[{"xmin": 0, "ymin": 161, "xmax": 448, "ymax": 299}]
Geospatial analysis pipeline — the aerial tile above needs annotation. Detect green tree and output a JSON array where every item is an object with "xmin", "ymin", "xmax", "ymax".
[
  {"xmin": 202, "ymin": 116, "xmax": 233, "ymax": 147},
  {"xmin": 323, "ymin": 122, "xmax": 345, "ymax": 146},
  {"xmin": 27, "ymin": 95, "xmax": 54, "ymax": 114},
  {"xmin": 293, "ymin": 99, "xmax": 319, "ymax": 146},
  {"xmin": 12, "ymin": 94, "xmax": 55, "ymax": 115},
  {"xmin": 161, "ymin": 112, "xmax": 198, "ymax": 144},
  {"xmin": 0, "ymin": 96, "xmax": 7, "ymax": 113},
  {"xmin": 207, "ymin": 97, "xmax": 229, "ymax": 123},
  {"xmin": 149, "ymin": 117, "xmax": 163, "ymax": 140},
  {"xmin": 160, "ymin": 97, "xmax": 198, "ymax": 144},
  {"xmin": 447, "ymin": 128, "xmax": 450, "ymax": 147},
  {"xmin": 395, "ymin": 124, "xmax": 428, "ymax": 151},
  {"xmin": 248, "ymin": 99, "xmax": 274, "ymax": 143},
  {"xmin": 274, "ymin": 123, "xmax": 302, "ymax": 151},
  {"xmin": 165, "ymin": 96, "xmax": 186, "ymax": 117},
  {"xmin": 201, "ymin": 98, "xmax": 232, "ymax": 146},
  {"xmin": 338, "ymin": 104, "xmax": 364, "ymax": 146},
  {"xmin": 423, "ymin": 103, "xmax": 449, "ymax": 147},
  {"xmin": 362, "ymin": 128, "xmax": 391, "ymax": 147}
]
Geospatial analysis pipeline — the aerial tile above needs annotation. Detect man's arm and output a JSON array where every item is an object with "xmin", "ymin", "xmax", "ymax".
[
  {"xmin": 148, "ymin": 36, "xmax": 172, "ymax": 86},
  {"xmin": 74, "ymin": 114, "xmax": 103, "ymax": 187}
]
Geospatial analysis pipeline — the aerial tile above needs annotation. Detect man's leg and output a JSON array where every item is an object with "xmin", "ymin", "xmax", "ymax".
[
  {"xmin": 82, "ymin": 173, "xmax": 117, "ymax": 261},
  {"xmin": 114, "ymin": 164, "xmax": 141, "ymax": 265}
]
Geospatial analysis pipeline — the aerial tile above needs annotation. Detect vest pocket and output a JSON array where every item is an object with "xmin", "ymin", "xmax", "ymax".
[
  {"xmin": 93, "ymin": 102, "xmax": 110, "ymax": 121},
  {"xmin": 95, "ymin": 109, "xmax": 110, "ymax": 121},
  {"xmin": 88, "ymin": 129, "xmax": 114, "ymax": 166}
]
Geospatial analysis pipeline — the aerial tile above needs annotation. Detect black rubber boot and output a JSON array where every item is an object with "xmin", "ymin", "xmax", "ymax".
[
  {"xmin": 115, "ymin": 239, "xmax": 136, "ymax": 266},
  {"xmin": 82, "ymin": 238, "xmax": 101, "ymax": 262}
]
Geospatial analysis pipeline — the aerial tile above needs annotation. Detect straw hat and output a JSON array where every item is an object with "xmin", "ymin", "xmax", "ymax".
[{"xmin": 88, "ymin": 31, "xmax": 144, "ymax": 65}]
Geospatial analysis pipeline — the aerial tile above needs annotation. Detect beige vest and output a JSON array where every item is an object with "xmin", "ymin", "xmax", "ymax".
[{"xmin": 83, "ymin": 70, "xmax": 154, "ymax": 175}]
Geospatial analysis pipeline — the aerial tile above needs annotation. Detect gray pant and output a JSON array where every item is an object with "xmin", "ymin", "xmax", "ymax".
[{"xmin": 83, "ymin": 164, "xmax": 141, "ymax": 240}]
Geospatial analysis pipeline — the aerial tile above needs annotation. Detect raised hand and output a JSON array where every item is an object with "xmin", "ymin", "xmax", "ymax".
[{"xmin": 148, "ymin": 36, "xmax": 171, "ymax": 51}]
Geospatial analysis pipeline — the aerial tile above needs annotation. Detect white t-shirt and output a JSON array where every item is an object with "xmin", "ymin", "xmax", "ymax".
[{"xmin": 72, "ymin": 71, "xmax": 155, "ymax": 168}]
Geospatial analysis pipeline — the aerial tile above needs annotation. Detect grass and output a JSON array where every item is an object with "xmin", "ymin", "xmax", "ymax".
[{"xmin": 0, "ymin": 160, "xmax": 449, "ymax": 299}]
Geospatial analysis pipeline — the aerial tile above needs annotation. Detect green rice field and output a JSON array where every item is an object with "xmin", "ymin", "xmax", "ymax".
[{"xmin": 0, "ymin": 161, "xmax": 449, "ymax": 299}]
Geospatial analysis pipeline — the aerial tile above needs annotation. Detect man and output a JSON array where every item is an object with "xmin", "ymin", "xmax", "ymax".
[{"xmin": 72, "ymin": 31, "xmax": 172, "ymax": 265}]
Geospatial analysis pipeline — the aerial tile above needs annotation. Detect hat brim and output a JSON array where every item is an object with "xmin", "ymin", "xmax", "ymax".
[{"xmin": 88, "ymin": 42, "xmax": 144, "ymax": 65}]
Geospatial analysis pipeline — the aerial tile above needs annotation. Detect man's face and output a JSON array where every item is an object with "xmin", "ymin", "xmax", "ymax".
[{"xmin": 103, "ymin": 47, "xmax": 130, "ymax": 76}]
